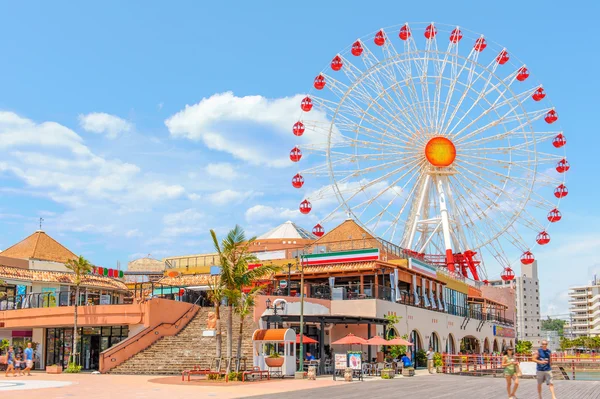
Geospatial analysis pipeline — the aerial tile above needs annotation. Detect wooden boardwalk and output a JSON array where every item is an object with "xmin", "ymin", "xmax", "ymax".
[{"xmin": 245, "ymin": 374, "xmax": 600, "ymax": 399}]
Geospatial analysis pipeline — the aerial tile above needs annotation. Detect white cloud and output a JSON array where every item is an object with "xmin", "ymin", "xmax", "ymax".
[
  {"xmin": 208, "ymin": 189, "xmax": 260, "ymax": 205},
  {"xmin": 79, "ymin": 112, "xmax": 132, "ymax": 139},
  {"xmin": 205, "ymin": 162, "xmax": 239, "ymax": 180},
  {"xmin": 126, "ymin": 229, "xmax": 142, "ymax": 238},
  {"xmin": 245, "ymin": 204, "xmax": 302, "ymax": 223},
  {"xmin": 165, "ymin": 92, "xmax": 330, "ymax": 168},
  {"xmin": 0, "ymin": 112, "xmax": 185, "ymax": 209},
  {"xmin": 163, "ymin": 209, "xmax": 203, "ymax": 225}
]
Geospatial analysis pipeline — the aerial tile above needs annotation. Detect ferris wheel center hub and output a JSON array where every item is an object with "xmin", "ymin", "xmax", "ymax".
[{"xmin": 425, "ymin": 137, "xmax": 456, "ymax": 167}]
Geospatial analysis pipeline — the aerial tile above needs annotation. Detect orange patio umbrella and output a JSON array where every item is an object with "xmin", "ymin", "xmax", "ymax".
[
  {"xmin": 296, "ymin": 334, "xmax": 318, "ymax": 344},
  {"xmin": 365, "ymin": 335, "xmax": 390, "ymax": 346},
  {"xmin": 331, "ymin": 333, "xmax": 368, "ymax": 345},
  {"xmin": 387, "ymin": 337, "xmax": 413, "ymax": 346}
]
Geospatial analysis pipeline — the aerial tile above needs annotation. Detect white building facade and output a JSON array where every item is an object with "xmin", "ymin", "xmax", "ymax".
[
  {"xmin": 489, "ymin": 261, "xmax": 541, "ymax": 346},
  {"xmin": 568, "ymin": 276, "xmax": 600, "ymax": 337}
]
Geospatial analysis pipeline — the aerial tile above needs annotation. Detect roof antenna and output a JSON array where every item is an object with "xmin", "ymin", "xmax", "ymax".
[{"xmin": 39, "ymin": 217, "xmax": 44, "ymax": 231}]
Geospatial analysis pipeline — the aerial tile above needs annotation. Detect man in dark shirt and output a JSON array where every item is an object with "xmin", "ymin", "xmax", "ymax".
[{"xmin": 533, "ymin": 341, "xmax": 556, "ymax": 399}]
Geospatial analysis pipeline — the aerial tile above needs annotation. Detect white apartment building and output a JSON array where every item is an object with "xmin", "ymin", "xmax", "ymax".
[
  {"xmin": 567, "ymin": 275, "xmax": 600, "ymax": 337},
  {"xmin": 489, "ymin": 261, "xmax": 542, "ymax": 345}
]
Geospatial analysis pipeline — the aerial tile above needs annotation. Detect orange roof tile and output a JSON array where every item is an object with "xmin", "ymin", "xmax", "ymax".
[
  {"xmin": 2, "ymin": 231, "xmax": 77, "ymax": 264},
  {"xmin": 274, "ymin": 261, "xmax": 377, "ymax": 277},
  {"xmin": 0, "ymin": 265, "xmax": 127, "ymax": 290}
]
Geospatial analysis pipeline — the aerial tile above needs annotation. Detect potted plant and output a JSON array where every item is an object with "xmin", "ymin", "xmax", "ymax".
[
  {"xmin": 380, "ymin": 368, "xmax": 395, "ymax": 379},
  {"xmin": 265, "ymin": 352, "xmax": 284, "ymax": 368},
  {"xmin": 416, "ymin": 349, "xmax": 427, "ymax": 368},
  {"xmin": 434, "ymin": 352, "xmax": 443, "ymax": 373},
  {"xmin": 46, "ymin": 364, "xmax": 63, "ymax": 374},
  {"xmin": 402, "ymin": 366, "xmax": 415, "ymax": 377}
]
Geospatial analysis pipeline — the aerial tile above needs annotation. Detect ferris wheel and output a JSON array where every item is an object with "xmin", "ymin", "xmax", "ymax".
[{"xmin": 289, "ymin": 22, "xmax": 568, "ymax": 282}]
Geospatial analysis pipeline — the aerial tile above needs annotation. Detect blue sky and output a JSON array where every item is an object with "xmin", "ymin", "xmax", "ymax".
[{"xmin": 0, "ymin": 1, "xmax": 598, "ymax": 316}]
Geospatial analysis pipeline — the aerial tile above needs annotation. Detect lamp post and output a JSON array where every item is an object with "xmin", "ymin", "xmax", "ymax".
[
  {"xmin": 286, "ymin": 262, "xmax": 293, "ymax": 296},
  {"xmin": 297, "ymin": 256, "xmax": 305, "ymax": 375},
  {"xmin": 265, "ymin": 297, "xmax": 285, "ymax": 328}
]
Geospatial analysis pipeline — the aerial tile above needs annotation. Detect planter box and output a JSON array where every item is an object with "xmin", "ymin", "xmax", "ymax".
[
  {"xmin": 402, "ymin": 367, "xmax": 415, "ymax": 377},
  {"xmin": 46, "ymin": 365, "xmax": 63, "ymax": 374},
  {"xmin": 381, "ymin": 369, "xmax": 395, "ymax": 379},
  {"xmin": 265, "ymin": 357, "xmax": 284, "ymax": 368}
]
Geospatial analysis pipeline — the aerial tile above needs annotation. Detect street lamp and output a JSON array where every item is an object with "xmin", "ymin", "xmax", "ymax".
[
  {"xmin": 286, "ymin": 262, "xmax": 293, "ymax": 296},
  {"xmin": 297, "ymin": 256, "xmax": 306, "ymax": 375},
  {"xmin": 265, "ymin": 298, "xmax": 285, "ymax": 327}
]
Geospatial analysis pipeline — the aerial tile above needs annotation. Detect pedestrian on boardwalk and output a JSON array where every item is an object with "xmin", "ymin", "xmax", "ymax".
[
  {"xmin": 501, "ymin": 347, "xmax": 519, "ymax": 399},
  {"xmin": 5, "ymin": 346, "xmax": 16, "ymax": 377},
  {"xmin": 426, "ymin": 347, "xmax": 435, "ymax": 374},
  {"xmin": 24, "ymin": 342, "xmax": 34, "ymax": 376},
  {"xmin": 533, "ymin": 340, "xmax": 556, "ymax": 399}
]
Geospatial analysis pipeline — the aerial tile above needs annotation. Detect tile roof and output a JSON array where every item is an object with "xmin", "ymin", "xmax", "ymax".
[
  {"xmin": 0, "ymin": 265, "xmax": 128, "ymax": 291},
  {"xmin": 159, "ymin": 273, "xmax": 217, "ymax": 286},
  {"xmin": 1, "ymin": 231, "xmax": 77, "ymax": 264},
  {"xmin": 258, "ymin": 221, "xmax": 316, "ymax": 240},
  {"xmin": 274, "ymin": 261, "xmax": 378, "ymax": 277}
]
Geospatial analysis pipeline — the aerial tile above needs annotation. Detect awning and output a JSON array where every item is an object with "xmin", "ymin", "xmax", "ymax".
[{"xmin": 186, "ymin": 285, "xmax": 210, "ymax": 291}]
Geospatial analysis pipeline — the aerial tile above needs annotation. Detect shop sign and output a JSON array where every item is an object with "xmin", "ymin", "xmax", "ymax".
[
  {"xmin": 303, "ymin": 248, "xmax": 379, "ymax": 266},
  {"xmin": 347, "ymin": 351, "xmax": 362, "ymax": 370},
  {"xmin": 493, "ymin": 325, "xmax": 515, "ymax": 338},
  {"xmin": 409, "ymin": 258, "xmax": 438, "ymax": 279},
  {"xmin": 334, "ymin": 353, "xmax": 347, "ymax": 370},
  {"xmin": 100, "ymin": 294, "xmax": 111, "ymax": 305},
  {"xmin": 279, "ymin": 280, "xmax": 288, "ymax": 289}
]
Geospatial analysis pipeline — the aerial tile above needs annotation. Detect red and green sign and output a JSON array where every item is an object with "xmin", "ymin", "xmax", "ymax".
[{"xmin": 302, "ymin": 248, "xmax": 379, "ymax": 266}]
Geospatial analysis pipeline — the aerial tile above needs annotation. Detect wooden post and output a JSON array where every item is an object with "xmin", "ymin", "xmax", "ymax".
[
  {"xmin": 360, "ymin": 275, "xmax": 364, "ymax": 295},
  {"xmin": 374, "ymin": 273, "xmax": 379, "ymax": 299}
]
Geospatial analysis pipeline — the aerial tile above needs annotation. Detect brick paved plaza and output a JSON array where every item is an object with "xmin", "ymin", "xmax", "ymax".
[{"xmin": 3, "ymin": 372, "xmax": 600, "ymax": 399}]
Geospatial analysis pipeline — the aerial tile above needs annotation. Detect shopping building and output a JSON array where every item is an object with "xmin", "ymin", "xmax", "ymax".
[
  {"xmin": 567, "ymin": 275, "xmax": 600, "ymax": 337},
  {"xmin": 489, "ymin": 260, "xmax": 541, "ymax": 346}
]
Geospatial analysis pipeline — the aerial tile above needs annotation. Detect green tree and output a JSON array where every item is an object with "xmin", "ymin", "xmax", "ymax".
[
  {"xmin": 559, "ymin": 337, "xmax": 573, "ymax": 351},
  {"xmin": 210, "ymin": 225, "xmax": 278, "ymax": 374},
  {"xmin": 207, "ymin": 275, "xmax": 224, "ymax": 361},
  {"xmin": 233, "ymin": 285, "xmax": 264, "ymax": 361},
  {"xmin": 515, "ymin": 340, "xmax": 533, "ymax": 355},
  {"xmin": 541, "ymin": 317, "xmax": 566, "ymax": 336},
  {"xmin": 65, "ymin": 255, "xmax": 92, "ymax": 368}
]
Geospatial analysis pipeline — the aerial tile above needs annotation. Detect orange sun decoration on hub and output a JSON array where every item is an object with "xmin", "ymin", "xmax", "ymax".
[{"xmin": 425, "ymin": 137, "xmax": 456, "ymax": 167}]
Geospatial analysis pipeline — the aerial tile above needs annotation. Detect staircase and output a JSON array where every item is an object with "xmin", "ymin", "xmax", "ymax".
[{"xmin": 110, "ymin": 307, "xmax": 256, "ymax": 375}]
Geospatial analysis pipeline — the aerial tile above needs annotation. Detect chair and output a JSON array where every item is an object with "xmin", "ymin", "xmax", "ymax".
[
  {"xmin": 375, "ymin": 362, "xmax": 384, "ymax": 376},
  {"xmin": 324, "ymin": 359, "xmax": 333, "ymax": 374},
  {"xmin": 362, "ymin": 362, "xmax": 372, "ymax": 376}
]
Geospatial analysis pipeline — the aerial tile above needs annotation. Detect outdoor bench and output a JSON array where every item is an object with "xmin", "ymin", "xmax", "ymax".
[{"xmin": 242, "ymin": 366, "xmax": 270, "ymax": 382}]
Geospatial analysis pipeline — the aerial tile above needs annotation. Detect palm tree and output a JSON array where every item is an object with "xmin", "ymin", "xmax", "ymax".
[
  {"xmin": 210, "ymin": 225, "xmax": 279, "ymax": 373},
  {"xmin": 234, "ymin": 285, "xmax": 265, "ymax": 361},
  {"xmin": 207, "ymin": 275, "xmax": 224, "ymax": 360},
  {"xmin": 65, "ymin": 255, "xmax": 92, "ymax": 366}
]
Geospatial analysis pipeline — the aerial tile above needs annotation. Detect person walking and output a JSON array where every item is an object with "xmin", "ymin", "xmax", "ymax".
[
  {"xmin": 5, "ymin": 346, "xmax": 16, "ymax": 377},
  {"xmin": 501, "ymin": 347, "xmax": 519, "ymax": 399},
  {"xmin": 426, "ymin": 347, "xmax": 435, "ymax": 374},
  {"xmin": 533, "ymin": 340, "xmax": 556, "ymax": 399},
  {"xmin": 23, "ymin": 342, "xmax": 34, "ymax": 376}
]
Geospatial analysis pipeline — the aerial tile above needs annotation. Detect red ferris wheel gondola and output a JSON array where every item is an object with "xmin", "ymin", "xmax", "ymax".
[
  {"xmin": 556, "ymin": 158, "xmax": 570, "ymax": 173},
  {"xmin": 299, "ymin": 200, "xmax": 312, "ymax": 214},
  {"xmin": 399, "ymin": 24, "xmax": 411, "ymax": 40},
  {"xmin": 312, "ymin": 223, "xmax": 325, "ymax": 237},
  {"xmin": 351, "ymin": 41, "xmax": 363, "ymax": 56},
  {"xmin": 501, "ymin": 267, "xmax": 515, "ymax": 281},
  {"xmin": 545, "ymin": 110, "xmax": 558, "ymax": 124},
  {"xmin": 552, "ymin": 133, "xmax": 566, "ymax": 148},
  {"xmin": 474, "ymin": 37, "xmax": 487, "ymax": 52},
  {"xmin": 521, "ymin": 251, "xmax": 535, "ymax": 265},
  {"xmin": 517, "ymin": 67, "xmax": 529, "ymax": 81},
  {"xmin": 301, "ymin": 96, "xmax": 313, "ymax": 112},
  {"xmin": 314, "ymin": 74, "xmax": 326, "ymax": 90},
  {"xmin": 293, "ymin": 121, "xmax": 305, "ymax": 136},
  {"xmin": 292, "ymin": 174, "xmax": 304, "ymax": 188},
  {"xmin": 536, "ymin": 231, "xmax": 550, "ymax": 245},
  {"xmin": 554, "ymin": 184, "xmax": 568, "ymax": 198},
  {"xmin": 547, "ymin": 208, "xmax": 562, "ymax": 222},
  {"xmin": 425, "ymin": 24, "xmax": 437, "ymax": 39},
  {"xmin": 374, "ymin": 30, "xmax": 385, "ymax": 46},
  {"xmin": 496, "ymin": 49, "xmax": 509, "ymax": 64},
  {"xmin": 450, "ymin": 28, "xmax": 463, "ymax": 43},
  {"xmin": 331, "ymin": 55, "xmax": 343, "ymax": 71},
  {"xmin": 532, "ymin": 87, "xmax": 546, "ymax": 101},
  {"xmin": 290, "ymin": 146, "xmax": 302, "ymax": 162}
]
